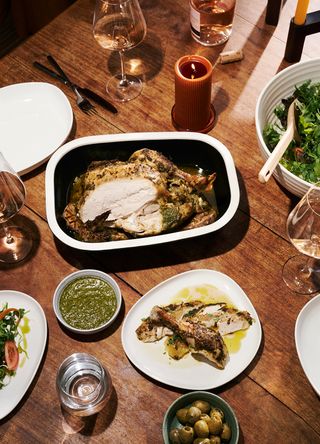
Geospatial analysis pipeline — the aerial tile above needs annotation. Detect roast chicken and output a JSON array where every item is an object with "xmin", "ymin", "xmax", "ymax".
[
  {"xmin": 136, "ymin": 300, "xmax": 253, "ymax": 369},
  {"xmin": 63, "ymin": 148, "xmax": 218, "ymax": 242}
]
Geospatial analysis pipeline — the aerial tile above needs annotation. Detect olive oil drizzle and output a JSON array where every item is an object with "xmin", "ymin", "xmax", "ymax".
[
  {"xmin": 19, "ymin": 316, "xmax": 30, "ymax": 368},
  {"xmin": 170, "ymin": 284, "xmax": 248, "ymax": 354}
]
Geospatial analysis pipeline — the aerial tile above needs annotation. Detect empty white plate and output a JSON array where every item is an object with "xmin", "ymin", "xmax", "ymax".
[
  {"xmin": 295, "ymin": 294, "xmax": 320, "ymax": 396},
  {"xmin": 0, "ymin": 82, "xmax": 73, "ymax": 175}
]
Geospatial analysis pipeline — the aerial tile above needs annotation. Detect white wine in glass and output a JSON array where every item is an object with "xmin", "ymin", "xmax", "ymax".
[
  {"xmin": 93, "ymin": 0, "xmax": 147, "ymax": 102},
  {"xmin": 283, "ymin": 182, "xmax": 320, "ymax": 294},
  {"xmin": 0, "ymin": 152, "xmax": 32, "ymax": 263}
]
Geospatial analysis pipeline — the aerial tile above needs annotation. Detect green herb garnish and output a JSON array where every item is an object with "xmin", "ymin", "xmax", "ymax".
[
  {"xmin": 263, "ymin": 80, "xmax": 320, "ymax": 183},
  {"xmin": 0, "ymin": 304, "xmax": 27, "ymax": 389}
]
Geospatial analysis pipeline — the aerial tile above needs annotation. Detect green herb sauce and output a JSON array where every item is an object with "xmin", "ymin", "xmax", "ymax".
[{"xmin": 59, "ymin": 276, "xmax": 117, "ymax": 329}]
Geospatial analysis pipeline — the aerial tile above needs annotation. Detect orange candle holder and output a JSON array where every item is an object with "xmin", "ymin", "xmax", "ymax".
[{"xmin": 171, "ymin": 55, "xmax": 215, "ymax": 133}]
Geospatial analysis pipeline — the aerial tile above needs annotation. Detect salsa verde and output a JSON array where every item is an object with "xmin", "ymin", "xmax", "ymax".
[{"xmin": 59, "ymin": 276, "xmax": 117, "ymax": 329}]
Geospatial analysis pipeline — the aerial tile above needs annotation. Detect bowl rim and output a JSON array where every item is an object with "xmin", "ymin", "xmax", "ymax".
[
  {"xmin": 255, "ymin": 57, "xmax": 320, "ymax": 142},
  {"xmin": 162, "ymin": 390, "xmax": 239, "ymax": 444},
  {"xmin": 255, "ymin": 57, "xmax": 320, "ymax": 194},
  {"xmin": 52, "ymin": 269, "xmax": 122, "ymax": 334},
  {"xmin": 45, "ymin": 131, "xmax": 240, "ymax": 251}
]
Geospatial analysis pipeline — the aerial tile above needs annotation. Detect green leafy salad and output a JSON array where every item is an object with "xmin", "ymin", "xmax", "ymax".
[
  {"xmin": 0, "ymin": 304, "xmax": 27, "ymax": 389},
  {"xmin": 263, "ymin": 80, "xmax": 320, "ymax": 183}
]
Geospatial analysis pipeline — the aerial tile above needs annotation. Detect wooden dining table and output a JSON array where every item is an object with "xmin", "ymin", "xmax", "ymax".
[{"xmin": 1, "ymin": 0, "xmax": 320, "ymax": 442}]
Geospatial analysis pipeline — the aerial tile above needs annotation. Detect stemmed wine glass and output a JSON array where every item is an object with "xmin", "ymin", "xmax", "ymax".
[
  {"xmin": 93, "ymin": 0, "xmax": 147, "ymax": 102},
  {"xmin": 0, "ymin": 152, "xmax": 32, "ymax": 263},
  {"xmin": 282, "ymin": 182, "xmax": 320, "ymax": 294}
]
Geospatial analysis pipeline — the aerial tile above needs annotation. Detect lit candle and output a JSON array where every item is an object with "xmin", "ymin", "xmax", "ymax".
[
  {"xmin": 171, "ymin": 55, "xmax": 215, "ymax": 133},
  {"xmin": 294, "ymin": 0, "xmax": 310, "ymax": 25}
]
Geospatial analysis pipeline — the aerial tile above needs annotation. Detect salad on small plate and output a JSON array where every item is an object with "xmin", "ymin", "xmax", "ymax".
[
  {"xmin": 0, "ymin": 291, "xmax": 47, "ymax": 420},
  {"xmin": 0, "ymin": 305, "xmax": 27, "ymax": 389}
]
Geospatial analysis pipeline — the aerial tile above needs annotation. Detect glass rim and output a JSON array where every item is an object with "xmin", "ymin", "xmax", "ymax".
[
  {"xmin": 57, "ymin": 353, "xmax": 105, "ymax": 402},
  {"xmin": 306, "ymin": 182, "xmax": 320, "ymax": 217}
]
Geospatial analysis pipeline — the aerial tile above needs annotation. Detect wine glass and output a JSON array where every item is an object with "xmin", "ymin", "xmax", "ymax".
[
  {"xmin": 282, "ymin": 182, "xmax": 320, "ymax": 294},
  {"xmin": 93, "ymin": 0, "xmax": 147, "ymax": 102},
  {"xmin": 0, "ymin": 152, "xmax": 32, "ymax": 263}
]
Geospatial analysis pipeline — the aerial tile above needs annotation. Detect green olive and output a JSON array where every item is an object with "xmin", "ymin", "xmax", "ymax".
[
  {"xmin": 209, "ymin": 436, "xmax": 221, "ymax": 444},
  {"xmin": 220, "ymin": 423, "xmax": 232, "ymax": 442},
  {"xmin": 210, "ymin": 408, "xmax": 224, "ymax": 422},
  {"xmin": 194, "ymin": 419, "xmax": 209, "ymax": 438},
  {"xmin": 200, "ymin": 414, "xmax": 211, "ymax": 423},
  {"xmin": 192, "ymin": 400, "xmax": 211, "ymax": 414},
  {"xmin": 186, "ymin": 406, "xmax": 202, "ymax": 425},
  {"xmin": 193, "ymin": 439, "xmax": 211, "ymax": 444},
  {"xmin": 169, "ymin": 428, "xmax": 182, "ymax": 444},
  {"xmin": 207, "ymin": 416, "xmax": 222, "ymax": 435},
  {"xmin": 178, "ymin": 426, "xmax": 194, "ymax": 444},
  {"xmin": 176, "ymin": 407, "xmax": 189, "ymax": 425}
]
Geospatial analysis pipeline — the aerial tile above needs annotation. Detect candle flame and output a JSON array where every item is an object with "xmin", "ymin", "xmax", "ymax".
[{"xmin": 191, "ymin": 63, "xmax": 196, "ymax": 79}]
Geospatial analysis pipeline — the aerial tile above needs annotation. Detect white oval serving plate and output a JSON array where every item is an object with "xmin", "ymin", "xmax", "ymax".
[{"xmin": 121, "ymin": 269, "xmax": 262, "ymax": 390}]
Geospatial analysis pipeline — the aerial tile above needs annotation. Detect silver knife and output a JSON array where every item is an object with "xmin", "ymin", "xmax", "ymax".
[{"xmin": 33, "ymin": 61, "xmax": 118, "ymax": 114}]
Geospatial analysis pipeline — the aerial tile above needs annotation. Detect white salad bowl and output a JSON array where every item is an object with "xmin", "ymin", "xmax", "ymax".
[
  {"xmin": 255, "ymin": 57, "xmax": 320, "ymax": 197},
  {"xmin": 45, "ymin": 132, "xmax": 240, "ymax": 251}
]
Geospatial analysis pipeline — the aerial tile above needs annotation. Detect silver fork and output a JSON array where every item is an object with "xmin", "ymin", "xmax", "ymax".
[
  {"xmin": 72, "ymin": 85, "xmax": 97, "ymax": 115},
  {"xmin": 46, "ymin": 55, "xmax": 96, "ymax": 115}
]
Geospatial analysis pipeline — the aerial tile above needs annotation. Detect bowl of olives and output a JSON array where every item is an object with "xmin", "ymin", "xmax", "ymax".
[{"xmin": 163, "ymin": 391, "xmax": 239, "ymax": 444}]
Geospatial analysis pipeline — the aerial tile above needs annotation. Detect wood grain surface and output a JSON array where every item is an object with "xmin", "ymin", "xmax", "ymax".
[{"xmin": 1, "ymin": 0, "xmax": 320, "ymax": 443}]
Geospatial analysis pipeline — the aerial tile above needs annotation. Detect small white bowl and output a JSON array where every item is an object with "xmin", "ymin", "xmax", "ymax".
[
  {"xmin": 53, "ymin": 269, "xmax": 122, "ymax": 334},
  {"xmin": 255, "ymin": 57, "xmax": 320, "ymax": 197}
]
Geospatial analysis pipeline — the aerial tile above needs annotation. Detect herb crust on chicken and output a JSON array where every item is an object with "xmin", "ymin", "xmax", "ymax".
[{"xmin": 63, "ymin": 148, "xmax": 218, "ymax": 242}]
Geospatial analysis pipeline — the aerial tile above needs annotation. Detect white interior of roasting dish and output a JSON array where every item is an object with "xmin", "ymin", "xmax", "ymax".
[{"xmin": 45, "ymin": 132, "xmax": 240, "ymax": 251}]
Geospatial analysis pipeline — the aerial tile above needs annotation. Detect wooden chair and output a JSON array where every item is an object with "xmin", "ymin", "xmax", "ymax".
[{"xmin": 265, "ymin": 0, "xmax": 284, "ymax": 25}]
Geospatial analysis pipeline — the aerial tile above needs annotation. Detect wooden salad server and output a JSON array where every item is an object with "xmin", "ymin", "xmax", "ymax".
[{"xmin": 258, "ymin": 99, "xmax": 300, "ymax": 183}]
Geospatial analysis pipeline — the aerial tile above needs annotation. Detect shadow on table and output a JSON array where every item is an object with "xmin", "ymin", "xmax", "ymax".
[
  {"xmin": 276, "ymin": 180, "xmax": 300, "ymax": 212},
  {"xmin": 59, "ymin": 385, "xmax": 117, "ymax": 437},
  {"xmin": 0, "ymin": 214, "xmax": 40, "ymax": 270},
  {"xmin": 107, "ymin": 31, "xmax": 164, "ymax": 83}
]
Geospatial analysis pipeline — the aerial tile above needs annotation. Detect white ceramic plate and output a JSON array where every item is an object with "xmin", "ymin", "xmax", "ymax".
[
  {"xmin": 295, "ymin": 294, "xmax": 320, "ymax": 396},
  {"xmin": 0, "ymin": 82, "xmax": 73, "ymax": 175},
  {"xmin": 121, "ymin": 269, "xmax": 262, "ymax": 390},
  {"xmin": 0, "ymin": 290, "xmax": 47, "ymax": 420}
]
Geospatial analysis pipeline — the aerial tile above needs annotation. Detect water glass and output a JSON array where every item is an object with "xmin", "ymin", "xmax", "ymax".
[{"xmin": 56, "ymin": 353, "xmax": 112, "ymax": 417}]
